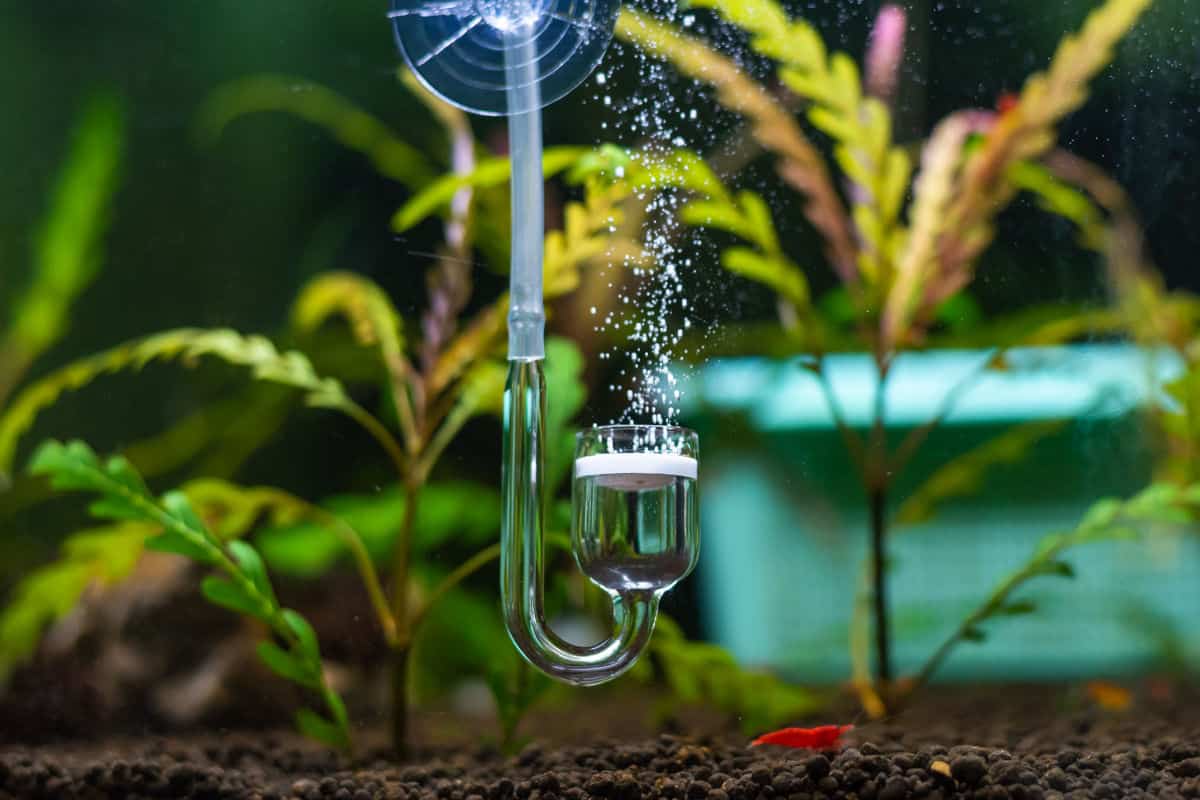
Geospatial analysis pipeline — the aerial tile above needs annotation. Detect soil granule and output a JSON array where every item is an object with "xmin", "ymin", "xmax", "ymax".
[{"xmin": 2, "ymin": 686, "xmax": 1199, "ymax": 799}]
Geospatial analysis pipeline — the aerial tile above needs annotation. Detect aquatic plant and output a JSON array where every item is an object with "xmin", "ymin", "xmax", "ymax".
[
  {"xmin": 0, "ymin": 71, "xmax": 616, "ymax": 752},
  {"xmin": 617, "ymin": 0, "xmax": 1154, "ymax": 708},
  {"xmin": 0, "ymin": 92, "xmax": 124, "ymax": 419},
  {"xmin": 909, "ymin": 482, "xmax": 1200, "ymax": 693},
  {"xmin": 0, "ymin": 68, "xmax": 812, "ymax": 755},
  {"xmin": 891, "ymin": 108, "xmax": 1200, "ymax": 698},
  {"xmin": 26, "ymin": 439, "xmax": 354, "ymax": 748}
]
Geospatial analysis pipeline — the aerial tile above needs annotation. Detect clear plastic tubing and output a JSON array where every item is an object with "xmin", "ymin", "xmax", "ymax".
[{"xmin": 499, "ymin": 30, "xmax": 659, "ymax": 685}]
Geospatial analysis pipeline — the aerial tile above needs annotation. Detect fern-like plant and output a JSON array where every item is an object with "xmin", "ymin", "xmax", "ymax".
[
  {"xmin": 0, "ymin": 92, "xmax": 124, "ymax": 419},
  {"xmin": 27, "ymin": 440, "xmax": 353, "ymax": 748},
  {"xmin": 1, "ymin": 63, "xmax": 807, "ymax": 755},
  {"xmin": 0, "ymin": 70, "xmax": 627, "ymax": 754},
  {"xmin": 618, "ymin": 0, "xmax": 1155, "ymax": 709}
]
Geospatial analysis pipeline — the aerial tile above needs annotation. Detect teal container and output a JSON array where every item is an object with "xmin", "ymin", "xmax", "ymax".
[{"xmin": 679, "ymin": 344, "xmax": 1200, "ymax": 682}]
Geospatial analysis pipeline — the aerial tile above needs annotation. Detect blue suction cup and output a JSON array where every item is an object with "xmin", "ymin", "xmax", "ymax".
[{"xmin": 389, "ymin": 0, "xmax": 618, "ymax": 116}]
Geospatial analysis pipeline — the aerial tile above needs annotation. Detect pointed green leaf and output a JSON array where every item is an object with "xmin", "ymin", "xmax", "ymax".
[
  {"xmin": 736, "ymin": 190, "xmax": 779, "ymax": 252},
  {"xmin": 998, "ymin": 600, "xmax": 1037, "ymax": 616},
  {"xmin": 87, "ymin": 496, "xmax": 144, "ymax": 521},
  {"xmin": 1044, "ymin": 560, "xmax": 1075, "ymax": 579},
  {"xmin": 103, "ymin": 455, "xmax": 149, "ymax": 496},
  {"xmin": 1077, "ymin": 498, "xmax": 1122, "ymax": 531},
  {"xmin": 721, "ymin": 248, "xmax": 810, "ymax": 310},
  {"xmin": 256, "ymin": 641, "xmax": 319, "ymax": 688},
  {"xmin": 145, "ymin": 530, "xmax": 216, "ymax": 563},
  {"xmin": 228, "ymin": 541, "xmax": 276, "ymax": 607},
  {"xmin": 161, "ymin": 492, "xmax": 213, "ymax": 541},
  {"xmin": 282, "ymin": 609, "xmax": 321, "ymax": 661},
  {"xmin": 201, "ymin": 576, "xmax": 267, "ymax": 620},
  {"xmin": 962, "ymin": 627, "xmax": 987, "ymax": 643},
  {"xmin": 392, "ymin": 146, "xmax": 590, "ymax": 231}
]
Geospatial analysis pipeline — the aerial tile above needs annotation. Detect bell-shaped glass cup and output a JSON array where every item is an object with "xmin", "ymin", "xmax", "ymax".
[{"xmin": 572, "ymin": 425, "xmax": 700, "ymax": 597}]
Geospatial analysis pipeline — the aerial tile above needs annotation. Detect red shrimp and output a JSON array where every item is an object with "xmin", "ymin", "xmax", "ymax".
[{"xmin": 749, "ymin": 724, "xmax": 854, "ymax": 750}]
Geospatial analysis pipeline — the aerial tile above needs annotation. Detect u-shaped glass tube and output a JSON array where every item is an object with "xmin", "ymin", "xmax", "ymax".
[
  {"xmin": 502, "ymin": 360, "xmax": 702, "ymax": 684},
  {"xmin": 501, "ymin": 359, "xmax": 662, "ymax": 684}
]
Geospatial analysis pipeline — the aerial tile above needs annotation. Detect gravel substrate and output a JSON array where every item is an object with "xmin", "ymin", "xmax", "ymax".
[{"xmin": 2, "ymin": 685, "xmax": 1198, "ymax": 799}]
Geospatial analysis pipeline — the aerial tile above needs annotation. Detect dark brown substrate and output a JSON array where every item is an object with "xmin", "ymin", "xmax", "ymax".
[{"xmin": 2, "ymin": 685, "xmax": 1199, "ymax": 800}]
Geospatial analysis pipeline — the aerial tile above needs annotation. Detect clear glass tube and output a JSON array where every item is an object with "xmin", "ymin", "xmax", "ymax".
[{"xmin": 501, "ymin": 358, "xmax": 700, "ymax": 685}]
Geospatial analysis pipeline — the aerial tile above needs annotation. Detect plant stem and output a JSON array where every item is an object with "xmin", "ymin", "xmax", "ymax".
[
  {"xmin": 869, "ymin": 485, "xmax": 891, "ymax": 687},
  {"xmin": 307, "ymin": 506, "xmax": 398, "ymax": 645},
  {"xmin": 409, "ymin": 542, "xmax": 501, "ymax": 635},
  {"xmin": 0, "ymin": 348, "xmax": 31, "ymax": 414},
  {"xmin": 889, "ymin": 348, "xmax": 998, "ymax": 477},
  {"xmin": 390, "ymin": 644, "xmax": 411, "ymax": 758},
  {"xmin": 389, "ymin": 478, "xmax": 421, "ymax": 755},
  {"xmin": 868, "ymin": 357, "xmax": 893, "ymax": 692},
  {"xmin": 813, "ymin": 358, "xmax": 868, "ymax": 482},
  {"xmin": 343, "ymin": 401, "xmax": 408, "ymax": 478},
  {"xmin": 391, "ymin": 481, "xmax": 420, "ymax": 625}
]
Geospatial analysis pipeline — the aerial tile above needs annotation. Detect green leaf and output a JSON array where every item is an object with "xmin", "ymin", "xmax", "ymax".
[
  {"xmin": 161, "ymin": 492, "xmax": 212, "ymax": 542},
  {"xmin": 228, "ymin": 541, "xmax": 276, "ymax": 606},
  {"xmin": 735, "ymin": 191, "xmax": 780, "ymax": 252},
  {"xmin": 4, "ymin": 92, "xmax": 125, "ymax": 365},
  {"xmin": 566, "ymin": 143, "xmax": 631, "ymax": 184},
  {"xmin": 998, "ymin": 600, "xmax": 1037, "ymax": 616},
  {"xmin": 721, "ymin": 248, "xmax": 810, "ymax": 310},
  {"xmin": 295, "ymin": 709, "xmax": 349, "ymax": 750},
  {"xmin": 282, "ymin": 609, "xmax": 321, "ymax": 662},
  {"xmin": 961, "ymin": 627, "xmax": 987, "ymax": 642},
  {"xmin": 897, "ymin": 420, "xmax": 1068, "ymax": 526},
  {"xmin": 680, "ymin": 200, "xmax": 754, "ymax": 241},
  {"xmin": 925, "ymin": 479, "xmax": 1200, "ymax": 685},
  {"xmin": 630, "ymin": 149, "xmax": 729, "ymax": 201},
  {"xmin": 181, "ymin": 479, "xmax": 308, "ymax": 541},
  {"xmin": 87, "ymin": 495, "xmax": 144, "ymax": 522},
  {"xmin": 201, "ymin": 576, "xmax": 266, "ymax": 620},
  {"xmin": 291, "ymin": 271, "xmax": 406, "ymax": 373},
  {"xmin": 144, "ymin": 529, "xmax": 215, "ymax": 563},
  {"xmin": 2, "ymin": 329, "xmax": 350, "ymax": 477},
  {"xmin": 1042, "ymin": 560, "xmax": 1076, "ymax": 579},
  {"xmin": 817, "ymin": 286, "xmax": 857, "ymax": 326},
  {"xmin": 1008, "ymin": 160, "xmax": 1107, "ymax": 252},
  {"xmin": 199, "ymin": 75, "xmax": 435, "ymax": 188},
  {"xmin": 1077, "ymin": 498, "xmax": 1123, "ymax": 531},
  {"xmin": 25, "ymin": 438, "xmax": 353, "ymax": 749},
  {"xmin": 256, "ymin": 641, "xmax": 319, "ymax": 688},
  {"xmin": 27, "ymin": 441, "xmax": 218, "ymax": 565},
  {"xmin": 28, "ymin": 439, "xmax": 101, "ymax": 490},
  {"xmin": 393, "ymin": 146, "xmax": 591, "ymax": 231}
]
